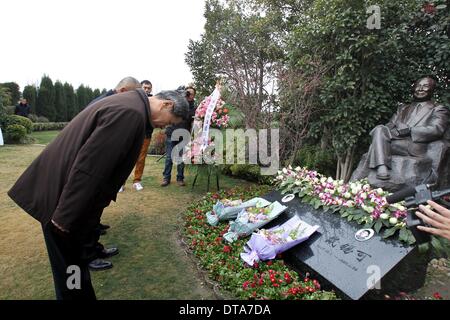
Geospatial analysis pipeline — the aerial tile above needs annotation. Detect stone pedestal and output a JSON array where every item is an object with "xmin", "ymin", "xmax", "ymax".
[{"xmin": 351, "ymin": 154, "xmax": 434, "ymax": 192}]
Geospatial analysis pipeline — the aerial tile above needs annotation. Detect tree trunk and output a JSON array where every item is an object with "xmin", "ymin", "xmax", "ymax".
[{"xmin": 336, "ymin": 147, "xmax": 355, "ymax": 182}]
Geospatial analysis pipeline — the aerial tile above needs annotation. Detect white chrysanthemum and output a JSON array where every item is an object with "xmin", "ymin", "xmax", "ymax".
[
  {"xmin": 327, "ymin": 177, "xmax": 334, "ymax": 183},
  {"xmin": 351, "ymin": 186, "xmax": 361, "ymax": 195},
  {"xmin": 380, "ymin": 213, "xmax": 389, "ymax": 220},
  {"xmin": 389, "ymin": 217, "xmax": 398, "ymax": 225},
  {"xmin": 344, "ymin": 192, "xmax": 351, "ymax": 199},
  {"xmin": 320, "ymin": 177, "xmax": 327, "ymax": 183},
  {"xmin": 282, "ymin": 168, "xmax": 288, "ymax": 174},
  {"xmin": 346, "ymin": 201, "xmax": 355, "ymax": 207},
  {"xmin": 360, "ymin": 192, "xmax": 367, "ymax": 200},
  {"xmin": 295, "ymin": 166, "xmax": 301, "ymax": 172},
  {"xmin": 295, "ymin": 180, "xmax": 301, "ymax": 186}
]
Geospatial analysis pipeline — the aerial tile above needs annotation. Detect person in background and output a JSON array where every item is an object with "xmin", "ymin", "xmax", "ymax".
[
  {"xmin": 129, "ymin": 80, "xmax": 154, "ymax": 191},
  {"xmin": 161, "ymin": 86, "xmax": 196, "ymax": 187},
  {"xmin": 15, "ymin": 98, "xmax": 31, "ymax": 117},
  {"xmin": 88, "ymin": 77, "xmax": 141, "ymax": 107}
]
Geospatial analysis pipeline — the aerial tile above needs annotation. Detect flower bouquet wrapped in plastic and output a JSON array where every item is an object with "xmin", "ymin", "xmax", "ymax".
[
  {"xmin": 206, "ymin": 197, "xmax": 272, "ymax": 226},
  {"xmin": 240, "ymin": 215, "xmax": 319, "ymax": 265},
  {"xmin": 223, "ymin": 201, "xmax": 288, "ymax": 243}
]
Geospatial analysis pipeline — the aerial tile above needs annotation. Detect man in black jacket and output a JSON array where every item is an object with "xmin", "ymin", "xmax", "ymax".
[
  {"xmin": 15, "ymin": 98, "xmax": 31, "ymax": 117},
  {"xmin": 161, "ymin": 86, "xmax": 196, "ymax": 186}
]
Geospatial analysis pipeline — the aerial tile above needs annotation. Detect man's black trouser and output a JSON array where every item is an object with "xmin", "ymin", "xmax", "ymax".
[{"xmin": 42, "ymin": 218, "xmax": 101, "ymax": 300}]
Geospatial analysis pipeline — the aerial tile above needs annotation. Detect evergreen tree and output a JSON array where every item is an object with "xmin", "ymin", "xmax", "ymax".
[
  {"xmin": 37, "ymin": 75, "xmax": 56, "ymax": 121},
  {"xmin": 64, "ymin": 82, "xmax": 77, "ymax": 121},
  {"xmin": 76, "ymin": 85, "xmax": 88, "ymax": 111},
  {"xmin": 54, "ymin": 81, "xmax": 67, "ymax": 122},
  {"xmin": 93, "ymin": 88, "xmax": 101, "ymax": 98},
  {"xmin": 22, "ymin": 85, "xmax": 37, "ymax": 114},
  {"xmin": 85, "ymin": 87, "xmax": 94, "ymax": 105},
  {"xmin": 0, "ymin": 82, "xmax": 20, "ymax": 105}
]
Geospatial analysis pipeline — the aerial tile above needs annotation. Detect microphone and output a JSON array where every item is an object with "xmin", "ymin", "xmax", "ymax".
[
  {"xmin": 386, "ymin": 185, "xmax": 416, "ymax": 204},
  {"xmin": 385, "ymin": 184, "xmax": 450, "ymax": 244}
]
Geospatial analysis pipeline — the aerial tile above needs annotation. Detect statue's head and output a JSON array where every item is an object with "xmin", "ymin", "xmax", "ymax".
[{"xmin": 413, "ymin": 77, "xmax": 436, "ymax": 101}]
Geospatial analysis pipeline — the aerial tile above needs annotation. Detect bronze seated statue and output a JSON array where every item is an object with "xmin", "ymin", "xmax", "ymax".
[{"xmin": 351, "ymin": 77, "xmax": 450, "ymax": 192}]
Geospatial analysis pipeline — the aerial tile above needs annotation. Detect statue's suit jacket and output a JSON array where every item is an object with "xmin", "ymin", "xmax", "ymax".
[{"xmin": 382, "ymin": 101, "xmax": 449, "ymax": 156}]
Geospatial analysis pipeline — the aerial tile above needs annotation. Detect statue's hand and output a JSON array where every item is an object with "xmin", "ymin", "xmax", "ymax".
[
  {"xmin": 394, "ymin": 122, "xmax": 411, "ymax": 137},
  {"xmin": 397, "ymin": 126, "xmax": 411, "ymax": 137}
]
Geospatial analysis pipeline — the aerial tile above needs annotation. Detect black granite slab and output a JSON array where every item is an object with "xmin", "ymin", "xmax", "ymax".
[{"xmin": 262, "ymin": 190, "xmax": 418, "ymax": 300}]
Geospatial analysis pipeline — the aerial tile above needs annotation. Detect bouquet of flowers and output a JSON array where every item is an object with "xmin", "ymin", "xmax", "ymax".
[
  {"xmin": 206, "ymin": 198, "xmax": 272, "ymax": 226},
  {"xmin": 241, "ymin": 215, "xmax": 319, "ymax": 266},
  {"xmin": 223, "ymin": 201, "xmax": 288, "ymax": 243},
  {"xmin": 195, "ymin": 96, "xmax": 230, "ymax": 129}
]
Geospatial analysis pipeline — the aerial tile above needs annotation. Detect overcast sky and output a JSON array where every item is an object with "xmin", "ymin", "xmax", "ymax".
[{"xmin": 0, "ymin": 0, "xmax": 206, "ymax": 93}]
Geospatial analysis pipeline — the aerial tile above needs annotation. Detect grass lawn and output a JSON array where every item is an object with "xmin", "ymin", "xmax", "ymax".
[
  {"xmin": 0, "ymin": 132, "xmax": 253, "ymax": 299},
  {"xmin": 30, "ymin": 130, "xmax": 61, "ymax": 145}
]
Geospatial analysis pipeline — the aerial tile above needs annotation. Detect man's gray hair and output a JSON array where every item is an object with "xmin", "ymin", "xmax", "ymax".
[
  {"xmin": 115, "ymin": 77, "xmax": 141, "ymax": 91},
  {"xmin": 155, "ymin": 90, "xmax": 189, "ymax": 120}
]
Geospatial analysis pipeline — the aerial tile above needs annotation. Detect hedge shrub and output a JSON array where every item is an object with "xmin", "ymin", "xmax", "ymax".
[
  {"xmin": 32, "ymin": 122, "xmax": 68, "ymax": 131},
  {"xmin": 4, "ymin": 115, "xmax": 33, "ymax": 134},
  {"xmin": 5, "ymin": 124, "xmax": 27, "ymax": 142}
]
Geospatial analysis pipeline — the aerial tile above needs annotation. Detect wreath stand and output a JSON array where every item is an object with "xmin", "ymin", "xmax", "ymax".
[{"xmin": 191, "ymin": 164, "xmax": 220, "ymax": 192}]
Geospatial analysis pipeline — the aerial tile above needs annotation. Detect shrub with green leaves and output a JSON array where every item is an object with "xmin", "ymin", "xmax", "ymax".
[
  {"xmin": 227, "ymin": 164, "xmax": 272, "ymax": 184},
  {"xmin": 293, "ymin": 145, "xmax": 336, "ymax": 178},
  {"xmin": 4, "ymin": 115, "xmax": 33, "ymax": 134},
  {"xmin": 5, "ymin": 124, "xmax": 27, "ymax": 142},
  {"xmin": 32, "ymin": 122, "xmax": 67, "ymax": 131}
]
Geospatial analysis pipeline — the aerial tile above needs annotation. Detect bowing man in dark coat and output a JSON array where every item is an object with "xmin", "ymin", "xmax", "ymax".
[{"xmin": 8, "ymin": 89, "xmax": 189, "ymax": 300}]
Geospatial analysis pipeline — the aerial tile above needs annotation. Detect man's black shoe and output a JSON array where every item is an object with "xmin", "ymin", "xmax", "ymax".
[
  {"xmin": 99, "ymin": 223, "xmax": 110, "ymax": 230},
  {"xmin": 88, "ymin": 259, "xmax": 113, "ymax": 271},
  {"xmin": 98, "ymin": 247, "xmax": 119, "ymax": 259}
]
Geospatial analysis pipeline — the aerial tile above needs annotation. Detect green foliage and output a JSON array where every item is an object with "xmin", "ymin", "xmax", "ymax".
[
  {"xmin": 293, "ymin": 145, "xmax": 336, "ymax": 178},
  {"xmin": 226, "ymin": 164, "xmax": 272, "ymax": 184},
  {"xmin": 37, "ymin": 75, "xmax": 56, "ymax": 121},
  {"xmin": 54, "ymin": 81, "xmax": 67, "ymax": 122},
  {"xmin": 0, "ymin": 82, "xmax": 20, "ymax": 105},
  {"xmin": 76, "ymin": 85, "xmax": 89, "ymax": 111},
  {"xmin": 64, "ymin": 82, "xmax": 77, "ymax": 120},
  {"xmin": 0, "ymin": 86, "xmax": 12, "ymax": 107},
  {"xmin": 4, "ymin": 115, "xmax": 33, "ymax": 134},
  {"xmin": 32, "ymin": 122, "xmax": 67, "ymax": 131},
  {"xmin": 269, "ymin": 0, "xmax": 449, "ymax": 179},
  {"xmin": 4, "ymin": 124, "xmax": 27, "ymax": 143}
]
